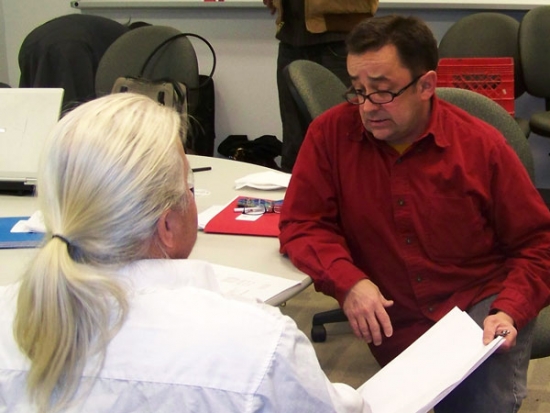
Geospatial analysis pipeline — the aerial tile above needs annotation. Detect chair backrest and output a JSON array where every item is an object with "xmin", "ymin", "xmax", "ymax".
[
  {"xmin": 532, "ymin": 308, "xmax": 550, "ymax": 359},
  {"xmin": 518, "ymin": 6, "xmax": 550, "ymax": 101},
  {"xmin": 438, "ymin": 12, "xmax": 525, "ymax": 98},
  {"xmin": 438, "ymin": 86, "xmax": 550, "ymax": 359},
  {"xmin": 436, "ymin": 87, "xmax": 534, "ymax": 180},
  {"xmin": 283, "ymin": 60, "xmax": 347, "ymax": 123},
  {"xmin": 95, "ymin": 25, "xmax": 200, "ymax": 112}
]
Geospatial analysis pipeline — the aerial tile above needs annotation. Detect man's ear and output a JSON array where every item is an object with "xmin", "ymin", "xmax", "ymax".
[{"xmin": 419, "ymin": 70, "xmax": 437, "ymax": 100}]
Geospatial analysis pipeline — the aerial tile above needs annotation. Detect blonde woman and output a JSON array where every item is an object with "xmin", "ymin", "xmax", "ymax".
[{"xmin": 0, "ymin": 93, "xmax": 371, "ymax": 413}]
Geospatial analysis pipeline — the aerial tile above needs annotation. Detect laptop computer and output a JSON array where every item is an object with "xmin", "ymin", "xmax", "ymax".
[{"xmin": 0, "ymin": 88, "xmax": 64, "ymax": 194}]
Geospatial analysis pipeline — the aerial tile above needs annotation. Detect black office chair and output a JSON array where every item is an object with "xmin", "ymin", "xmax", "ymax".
[
  {"xmin": 532, "ymin": 306, "xmax": 550, "ymax": 359},
  {"xmin": 283, "ymin": 59, "xmax": 347, "ymax": 125},
  {"xmin": 436, "ymin": 87, "xmax": 534, "ymax": 179},
  {"xmin": 283, "ymin": 60, "xmax": 350, "ymax": 342},
  {"xmin": 518, "ymin": 6, "xmax": 550, "ymax": 140},
  {"xmin": 95, "ymin": 25, "xmax": 218, "ymax": 156},
  {"xmin": 95, "ymin": 25, "xmax": 200, "ymax": 111},
  {"xmin": 438, "ymin": 12, "xmax": 530, "ymax": 138},
  {"xmin": 438, "ymin": 87, "xmax": 547, "ymax": 360}
]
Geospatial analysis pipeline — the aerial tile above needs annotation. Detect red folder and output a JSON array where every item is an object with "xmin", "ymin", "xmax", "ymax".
[{"xmin": 204, "ymin": 196, "xmax": 280, "ymax": 237}]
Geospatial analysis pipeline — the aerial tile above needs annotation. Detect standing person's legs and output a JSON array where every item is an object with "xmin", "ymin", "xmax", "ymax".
[
  {"xmin": 434, "ymin": 296, "xmax": 535, "ymax": 413},
  {"xmin": 310, "ymin": 41, "xmax": 349, "ymax": 86}
]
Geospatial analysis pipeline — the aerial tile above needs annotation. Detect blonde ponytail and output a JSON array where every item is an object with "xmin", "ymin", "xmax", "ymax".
[{"xmin": 15, "ymin": 239, "xmax": 127, "ymax": 411}]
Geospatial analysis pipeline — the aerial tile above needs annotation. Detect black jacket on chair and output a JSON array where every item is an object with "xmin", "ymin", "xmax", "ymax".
[{"xmin": 18, "ymin": 14, "xmax": 128, "ymax": 111}]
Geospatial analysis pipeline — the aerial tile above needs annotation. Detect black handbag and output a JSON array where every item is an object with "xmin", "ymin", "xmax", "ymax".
[{"xmin": 218, "ymin": 135, "xmax": 282, "ymax": 170}]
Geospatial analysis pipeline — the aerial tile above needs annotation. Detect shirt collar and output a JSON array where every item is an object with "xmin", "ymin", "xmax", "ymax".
[
  {"xmin": 116, "ymin": 259, "xmax": 222, "ymax": 294},
  {"xmin": 423, "ymin": 94, "xmax": 451, "ymax": 148},
  {"xmin": 340, "ymin": 103, "xmax": 367, "ymax": 142}
]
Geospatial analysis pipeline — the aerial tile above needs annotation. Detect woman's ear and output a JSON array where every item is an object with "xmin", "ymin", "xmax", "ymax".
[{"xmin": 155, "ymin": 209, "xmax": 177, "ymax": 252}]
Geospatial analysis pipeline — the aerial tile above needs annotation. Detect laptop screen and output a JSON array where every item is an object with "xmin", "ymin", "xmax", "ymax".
[{"xmin": 0, "ymin": 88, "xmax": 64, "ymax": 192}]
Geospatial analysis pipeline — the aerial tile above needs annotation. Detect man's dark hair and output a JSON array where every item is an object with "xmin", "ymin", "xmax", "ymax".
[{"xmin": 346, "ymin": 15, "xmax": 439, "ymax": 77}]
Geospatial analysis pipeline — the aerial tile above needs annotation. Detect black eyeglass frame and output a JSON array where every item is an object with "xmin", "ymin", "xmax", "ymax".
[
  {"xmin": 187, "ymin": 166, "xmax": 195, "ymax": 196},
  {"xmin": 343, "ymin": 74, "xmax": 425, "ymax": 105}
]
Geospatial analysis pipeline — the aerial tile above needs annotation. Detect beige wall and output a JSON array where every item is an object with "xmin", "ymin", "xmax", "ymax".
[
  {"xmin": 2, "ymin": 0, "xmax": 74, "ymax": 85},
  {"xmin": 0, "ymin": 1, "xmax": 8, "ymax": 83},
  {"xmin": 1, "ymin": 2, "xmax": 549, "ymax": 185}
]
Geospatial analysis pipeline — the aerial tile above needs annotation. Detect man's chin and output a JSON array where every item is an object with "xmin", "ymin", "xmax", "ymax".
[
  {"xmin": 368, "ymin": 129, "xmax": 390, "ymax": 142},
  {"xmin": 364, "ymin": 120, "xmax": 392, "ymax": 137}
]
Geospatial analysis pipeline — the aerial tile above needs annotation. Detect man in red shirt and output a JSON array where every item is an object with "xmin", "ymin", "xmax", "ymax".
[{"xmin": 279, "ymin": 14, "xmax": 550, "ymax": 413}]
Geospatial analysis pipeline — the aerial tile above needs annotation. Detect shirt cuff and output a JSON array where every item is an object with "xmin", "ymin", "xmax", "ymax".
[{"xmin": 329, "ymin": 259, "xmax": 368, "ymax": 306}]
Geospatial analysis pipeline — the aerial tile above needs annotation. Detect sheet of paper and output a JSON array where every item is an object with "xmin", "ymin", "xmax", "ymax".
[
  {"xmin": 197, "ymin": 196, "xmax": 239, "ymax": 230},
  {"xmin": 211, "ymin": 263, "xmax": 299, "ymax": 303},
  {"xmin": 197, "ymin": 205, "xmax": 225, "ymax": 230},
  {"xmin": 359, "ymin": 307, "xmax": 504, "ymax": 413}
]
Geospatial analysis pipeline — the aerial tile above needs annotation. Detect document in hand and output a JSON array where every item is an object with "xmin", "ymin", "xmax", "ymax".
[{"xmin": 359, "ymin": 307, "xmax": 505, "ymax": 413}]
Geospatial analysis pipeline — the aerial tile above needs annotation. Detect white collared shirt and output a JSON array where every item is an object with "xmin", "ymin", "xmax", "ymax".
[{"xmin": 0, "ymin": 259, "xmax": 369, "ymax": 412}]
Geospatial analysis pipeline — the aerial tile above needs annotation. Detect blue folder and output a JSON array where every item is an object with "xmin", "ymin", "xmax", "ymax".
[{"xmin": 0, "ymin": 217, "xmax": 44, "ymax": 249}]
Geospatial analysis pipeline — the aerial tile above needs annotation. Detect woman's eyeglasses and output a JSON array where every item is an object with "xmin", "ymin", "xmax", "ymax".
[{"xmin": 187, "ymin": 166, "xmax": 194, "ymax": 195}]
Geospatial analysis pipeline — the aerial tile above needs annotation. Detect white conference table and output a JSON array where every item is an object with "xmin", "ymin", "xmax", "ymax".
[{"xmin": 0, "ymin": 155, "xmax": 311, "ymax": 305}]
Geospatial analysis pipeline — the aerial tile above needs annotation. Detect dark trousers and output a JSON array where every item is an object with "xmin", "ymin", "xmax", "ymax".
[
  {"xmin": 434, "ymin": 296, "xmax": 535, "ymax": 413},
  {"xmin": 276, "ymin": 41, "xmax": 349, "ymax": 173}
]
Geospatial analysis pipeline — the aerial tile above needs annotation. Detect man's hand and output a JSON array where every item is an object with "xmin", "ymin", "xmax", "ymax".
[
  {"xmin": 483, "ymin": 310, "xmax": 517, "ymax": 352},
  {"xmin": 263, "ymin": 0, "xmax": 276, "ymax": 14},
  {"xmin": 342, "ymin": 279, "xmax": 394, "ymax": 345}
]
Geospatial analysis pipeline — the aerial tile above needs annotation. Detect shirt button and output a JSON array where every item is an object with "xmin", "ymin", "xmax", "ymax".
[
  {"xmin": 396, "ymin": 158, "xmax": 403, "ymax": 164},
  {"xmin": 406, "ymin": 237, "xmax": 412, "ymax": 245},
  {"xmin": 428, "ymin": 307, "xmax": 434, "ymax": 313},
  {"xmin": 398, "ymin": 199, "xmax": 405, "ymax": 206},
  {"xmin": 416, "ymin": 276, "xmax": 423, "ymax": 282}
]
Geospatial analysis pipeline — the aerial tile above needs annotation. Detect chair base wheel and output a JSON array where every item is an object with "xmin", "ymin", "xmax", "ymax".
[{"xmin": 311, "ymin": 325, "xmax": 327, "ymax": 342}]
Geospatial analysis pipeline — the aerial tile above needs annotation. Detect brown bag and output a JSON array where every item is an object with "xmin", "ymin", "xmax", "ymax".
[{"xmin": 111, "ymin": 76, "xmax": 188, "ymax": 117}]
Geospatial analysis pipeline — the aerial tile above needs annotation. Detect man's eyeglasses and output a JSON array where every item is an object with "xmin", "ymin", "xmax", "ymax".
[
  {"xmin": 343, "ymin": 74, "xmax": 424, "ymax": 105},
  {"xmin": 241, "ymin": 204, "xmax": 283, "ymax": 215}
]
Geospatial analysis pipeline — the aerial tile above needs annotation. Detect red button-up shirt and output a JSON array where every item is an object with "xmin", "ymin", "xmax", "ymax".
[{"xmin": 279, "ymin": 97, "xmax": 550, "ymax": 364}]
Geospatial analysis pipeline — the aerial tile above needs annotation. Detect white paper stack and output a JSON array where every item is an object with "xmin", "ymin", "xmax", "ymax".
[{"xmin": 359, "ymin": 307, "xmax": 504, "ymax": 413}]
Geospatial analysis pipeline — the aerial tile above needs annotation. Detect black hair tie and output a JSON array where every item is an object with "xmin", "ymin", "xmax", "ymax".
[{"xmin": 52, "ymin": 234, "xmax": 71, "ymax": 246}]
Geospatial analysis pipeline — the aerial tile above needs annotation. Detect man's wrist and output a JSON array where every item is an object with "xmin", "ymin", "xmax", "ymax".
[{"xmin": 488, "ymin": 308, "xmax": 516, "ymax": 327}]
